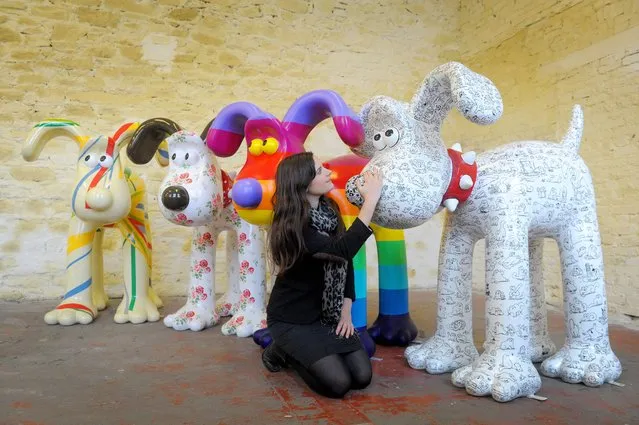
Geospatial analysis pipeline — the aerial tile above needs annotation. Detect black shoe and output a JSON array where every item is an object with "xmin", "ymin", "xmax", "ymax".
[{"xmin": 262, "ymin": 343, "xmax": 288, "ymax": 372}]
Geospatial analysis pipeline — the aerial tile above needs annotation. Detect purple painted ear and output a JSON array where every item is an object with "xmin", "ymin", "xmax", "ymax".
[
  {"xmin": 205, "ymin": 102, "xmax": 276, "ymax": 157},
  {"xmin": 282, "ymin": 90, "xmax": 364, "ymax": 147}
]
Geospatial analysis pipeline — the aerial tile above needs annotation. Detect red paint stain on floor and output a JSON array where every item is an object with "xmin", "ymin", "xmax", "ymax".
[
  {"xmin": 209, "ymin": 352, "xmax": 243, "ymax": 363},
  {"xmin": 12, "ymin": 401, "xmax": 32, "ymax": 409},
  {"xmin": 371, "ymin": 348, "xmax": 426, "ymax": 379},
  {"xmin": 349, "ymin": 393, "xmax": 441, "ymax": 415},
  {"xmin": 157, "ymin": 382, "xmax": 190, "ymax": 406},
  {"xmin": 134, "ymin": 363, "xmax": 185, "ymax": 373},
  {"xmin": 175, "ymin": 344, "xmax": 197, "ymax": 355},
  {"xmin": 274, "ymin": 387, "xmax": 373, "ymax": 425}
]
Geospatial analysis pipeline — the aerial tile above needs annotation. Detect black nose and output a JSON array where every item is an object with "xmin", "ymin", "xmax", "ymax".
[{"xmin": 162, "ymin": 186, "xmax": 189, "ymax": 211}]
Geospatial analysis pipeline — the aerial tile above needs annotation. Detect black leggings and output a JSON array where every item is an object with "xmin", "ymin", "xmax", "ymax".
[{"xmin": 288, "ymin": 349, "xmax": 372, "ymax": 398}]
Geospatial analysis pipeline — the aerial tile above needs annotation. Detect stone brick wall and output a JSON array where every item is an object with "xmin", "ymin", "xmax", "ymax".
[
  {"xmin": 1, "ymin": 0, "xmax": 637, "ymax": 328},
  {"xmin": 443, "ymin": 0, "xmax": 639, "ymax": 325},
  {"xmin": 0, "ymin": 0, "xmax": 456, "ymax": 300}
]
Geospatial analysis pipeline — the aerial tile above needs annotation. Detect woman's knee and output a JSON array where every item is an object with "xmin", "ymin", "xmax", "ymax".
[
  {"xmin": 308, "ymin": 355, "xmax": 353, "ymax": 398},
  {"xmin": 323, "ymin": 372, "xmax": 352, "ymax": 398},
  {"xmin": 342, "ymin": 349, "xmax": 372, "ymax": 389},
  {"xmin": 350, "ymin": 366, "xmax": 372, "ymax": 389}
]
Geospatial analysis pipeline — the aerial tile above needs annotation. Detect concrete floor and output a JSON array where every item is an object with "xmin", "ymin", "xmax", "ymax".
[{"xmin": 1, "ymin": 290, "xmax": 638, "ymax": 425}]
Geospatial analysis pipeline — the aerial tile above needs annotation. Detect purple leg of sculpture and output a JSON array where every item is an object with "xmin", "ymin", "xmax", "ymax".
[
  {"xmin": 253, "ymin": 327, "xmax": 272, "ymax": 348},
  {"xmin": 368, "ymin": 313, "xmax": 418, "ymax": 346},
  {"xmin": 357, "ymin": 326, "xmax": 376, "ymax": 357}
]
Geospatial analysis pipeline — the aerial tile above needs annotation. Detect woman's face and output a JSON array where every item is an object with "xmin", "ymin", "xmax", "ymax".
[{"xmin": 307, "ymin": 156, "xmax": 334, "ymax": 196}]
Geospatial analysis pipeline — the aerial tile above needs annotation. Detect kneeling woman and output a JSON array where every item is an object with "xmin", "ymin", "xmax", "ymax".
[{"xmin": 262, "ymin": 152, "xmax": 383, "ymax": 398}]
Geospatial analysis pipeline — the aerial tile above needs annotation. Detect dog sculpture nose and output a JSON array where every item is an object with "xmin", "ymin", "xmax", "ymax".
[
  {"xmin": 86, "ymin": 188, "xmax": 113, "ymax": 211},
  {"xmin": 162, "ymin": 186, "xmax": 189, "ymax": 211},
  {"xmin": 231, "ymin": 178, "xmax": 262, "ymax": 209}
]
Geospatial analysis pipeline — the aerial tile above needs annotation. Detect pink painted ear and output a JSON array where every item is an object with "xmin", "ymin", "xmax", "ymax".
[
  {"xmin": 205, "ymin": 102, "xmax": 276, "ymax": 158},
  {"xmin": 282, "ymin": 90, "xmax": 364, "ymax": 147}
]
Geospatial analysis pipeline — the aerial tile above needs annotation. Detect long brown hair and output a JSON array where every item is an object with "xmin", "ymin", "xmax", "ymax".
[{"xmin": 269, "ymin": 152, "xmax": 343, "ymax": 275}]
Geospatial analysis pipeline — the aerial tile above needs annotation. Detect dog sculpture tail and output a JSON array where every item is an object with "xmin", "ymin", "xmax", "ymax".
[{"xmin": 560, "ymin": 105, "xmax": 583, "ymax": 153}]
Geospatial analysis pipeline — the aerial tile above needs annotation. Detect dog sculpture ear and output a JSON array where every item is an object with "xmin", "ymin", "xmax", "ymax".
[
  {"xmin": 155, "ymin": 140, "xmax": 170, "ymax": 167},
  {"xmin": 281, "ymin": 89, "xmax": 364, "ymax": 147},
  {"xmin": 22, "ymin": 119, "xmax": 89, "ymax": 162},
  {"xmin": 127, "ymin": 118, "xmax": 182, "ymax": 165},
  {"xmin": 410, "ymin": 61, "xmax": 503, "ymax": 129},
  {"xmin": 205, "ymin": 103, "xmax": 275, "ymax": 157},
  {"xmin": 112, "ymin": 122, "xmax": 142, "ymax": 153},
  {"xmin": 199, "ymin": 117, "xmax": 215, "ymax": 142}
]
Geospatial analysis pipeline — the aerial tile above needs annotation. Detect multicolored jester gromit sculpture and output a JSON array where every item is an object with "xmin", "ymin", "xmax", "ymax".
[{"xmin": 205, "ymin": 90, "xmax": 419, "ymax": 356}]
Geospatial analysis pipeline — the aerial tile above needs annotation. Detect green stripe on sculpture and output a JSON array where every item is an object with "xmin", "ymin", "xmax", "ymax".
[
  {"xmin": 128, "ymin": 244, "xmax": 137, "ymax": 310},
  {"xmin": 353, "ymin": 248, "xmax": 366, "ymax": 271},
  {"xmin": 376, "ymin": 240, "xmax": 407, "ymax": 266},
  {"xmin": 35, "ymin": 119, "xmax": 80, "ymax": 128}
]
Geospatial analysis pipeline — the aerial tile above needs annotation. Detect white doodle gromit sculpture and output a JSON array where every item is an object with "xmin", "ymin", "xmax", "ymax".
[
  {"xmin": 345, "ymin": 62, "xmax": 622, "ymax": 402},
  {"xmin": 126, "ymin": 118, "xmax": 268, "ymax": 337}
]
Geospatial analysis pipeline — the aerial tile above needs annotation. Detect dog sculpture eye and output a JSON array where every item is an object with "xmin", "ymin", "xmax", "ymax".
[
  {"xmin": 382, "ymin": 127, "xmax": 399, "ymax": 147},
  {"xmin": 98, "ymin": 154, "xmax": 114, "ymax": 169},
  {"xmin": 184, "ymin": 150, "xmax": 199, "ymax": 166},
  {"xmin": 170, "ymin": 148, "xmax": 186, "ymax": 166},
  {"xmin": 83, "ymin": 153, "xmax": 99, "ymax": 168},
  {"xmin": 372, "ymin": 132, "xmax": 386, "ymax": 151},
  {"xmin": 262, "ymin": 137, "xmax": 279, "ymax": 155},
  {"xmin": 248, "ymin": 139, "xmax": 264, "ymax": 156}
]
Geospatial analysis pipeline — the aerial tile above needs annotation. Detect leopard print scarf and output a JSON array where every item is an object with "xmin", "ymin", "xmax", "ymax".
[{"xmin": 309, "ymin": 198, "xmax": 347, "ymax": 327}]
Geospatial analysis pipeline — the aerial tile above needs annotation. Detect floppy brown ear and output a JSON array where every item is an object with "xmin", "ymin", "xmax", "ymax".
[
  {"xmin": 126, "ymin": 118, "xmax": 181, "ymax": 165},
  {"xmin": 200, "ymin": 118, "xmax": 215, "ymax": 142}
]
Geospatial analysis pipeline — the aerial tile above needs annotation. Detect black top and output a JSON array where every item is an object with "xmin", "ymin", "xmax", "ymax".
[{"xmin": 266, "ymin": 217, "xmax": 374, "ymax": 325}]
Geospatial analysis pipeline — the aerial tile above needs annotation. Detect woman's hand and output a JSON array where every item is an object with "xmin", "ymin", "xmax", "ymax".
[
  {"xmin": 356, "ymin": 167, "xmax": 383, "ymax": 204},
  {"xmin": 355, "ymin": 167, "xmax": 384, "ymax": 226},
  {"xmin": 336, "ymin": 299, "xmax": 355, "ymax": 338}
]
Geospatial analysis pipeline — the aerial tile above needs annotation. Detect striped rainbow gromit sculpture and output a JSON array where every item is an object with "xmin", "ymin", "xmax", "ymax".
[
  {"xmin": 21, "ymin": 119, "xmax": 162, "ymax": 325},
  {"xmin": 205, "ymin": 90, "xmax": 418, "ymax": 356}
]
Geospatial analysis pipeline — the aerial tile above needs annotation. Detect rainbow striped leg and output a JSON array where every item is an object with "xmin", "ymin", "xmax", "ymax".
[
  {"xmin": 44, "ymin": 217, "xmax": 97, "ymax": 325},
  {"xmin": 125, "ymin": 174, "xmax": 162, "ymax": 309},
  {"xmin": 113, "ymin": 237, "xmax": 160, "ymax": 323},
  {"xmin": 113, "ymin": 175, "xmax": 160, "ymax": 324},
  {"xmin": 91, "ymin": 228, "xmax": 108, "ymax": 311},
  {"xmin": 142, "ymin": 211, "xmax": 163, "ymax": 309},
  {"xmin": 352, "ymin": 245, "xmax": 376, "ymax": 357},
  {"xmin": 369, "ymin": 225, "xmax": 417, "ymax": 346},
  {"xmin": 113, "ymin": 237, "xmax": 160, "ymax": 324},
  {"xmin": 342, "ymin": 216, "xmax": 376, "ymax": 357}
]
